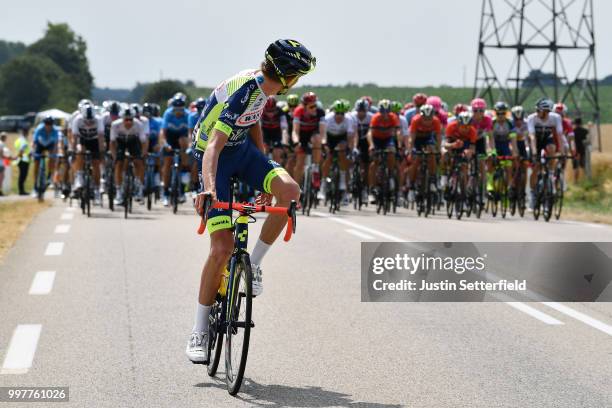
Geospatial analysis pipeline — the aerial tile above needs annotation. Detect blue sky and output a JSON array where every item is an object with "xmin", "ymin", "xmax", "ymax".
[{"xmin": 1, "ymin": 0, "xmax": 610, "ymax": 88}]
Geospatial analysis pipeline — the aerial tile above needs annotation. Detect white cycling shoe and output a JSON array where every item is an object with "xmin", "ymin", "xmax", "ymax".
[
  {"xmin": 186, "ymin": 331, "xmax": 208, "ymax": 364},
  {"xmin": 252, "ymin": 264, "xmax": 263, "ymax": 297}
]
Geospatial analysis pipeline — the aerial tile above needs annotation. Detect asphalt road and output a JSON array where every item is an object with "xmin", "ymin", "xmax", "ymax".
[{"xmin": 1, "ymin": 198, "xmax": 612, "ymax": 407}]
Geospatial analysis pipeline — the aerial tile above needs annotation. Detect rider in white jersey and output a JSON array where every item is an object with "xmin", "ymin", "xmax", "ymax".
[
  {"xmin": 321, "ymin": 99, "xmax": 354, "ymax": 202},
  {"xmin": 110, "ymin": 107, "xmax": 148, "ymax": 204},
  {"xmin": 71, "ymin": 103, "xmax": 104, "ymax": 204},
  {"xmin": 349, "ymin": 98, "xmax": 373, "ymax": 202}
]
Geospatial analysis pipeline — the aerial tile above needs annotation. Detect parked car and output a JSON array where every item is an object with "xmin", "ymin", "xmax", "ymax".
[{"xmin": 0, "ymin": 115, "xmax": 25, "ymax": 132}]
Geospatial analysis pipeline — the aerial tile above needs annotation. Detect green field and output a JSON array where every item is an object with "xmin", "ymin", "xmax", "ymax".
[{"xmin": 187, "ymin": 84, "xmax": 612, "ymax": 122}]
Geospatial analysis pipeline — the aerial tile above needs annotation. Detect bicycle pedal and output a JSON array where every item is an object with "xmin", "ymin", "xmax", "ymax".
[{"xmin": 191, "ymin": 360, "xmax": 209, "ymax": 365}]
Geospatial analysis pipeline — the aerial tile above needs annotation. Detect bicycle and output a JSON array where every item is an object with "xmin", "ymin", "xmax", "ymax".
[
  {"xmin": 78, "ymin": 151, "xmax": 93, "ymax": 217},
  {"xmin": 169, "ymin": 148, "xmax": 182, "ymax": 214},
  {"xmin": 33, "ymin": 153, "xmax": 49, "ymax": 202},
  {"xmin": 466, "ymin": 154, "xmax": 485, "ymax": 219},
  {"xmin": 350, "ymin": 150, "xmax": 366, "ymax": 211},
  {"xmin": 413, "ymin": 151, "xmax": 438, "ymax": 217},
  {"xmin": 56, "ymin": 153, "xmax": 72, "ymax": 202},
  {"xmin": 144, "ymin": 152, "xmax": 159, "ymax": 211},
  {"xmin": 325, "ymin": 148, "xmax": 342, "ymax": 214},
  {"xmin": 444, "ymin": 152, "xmax": 468, "ymax": 220},
  {"xmin": 372, "ymin": 149, "xmax": 397, "ymax": 215},
  {"xmin": 197, "ymin": 188, "xmax": 297, "ymax": 396},
  {"xmin": 553, "ymin": 155, "xmax": 571, "ymax": 220},
  {"xmin": 299, "ymin": 147, "xmax": 319, "ymax": 216},
  {"xmin": 103, "ymin": 152, "xmax": 116, "ymax": 212},
  {"xmin": 488, "ymin": 155, "xmax": 513, "ymax": 218},
  {"xmin": 122, "ymin": 152, "xmax": 136, "ymax": 219},
  {"xmin": 509, "ymin": 157, "xmax": 529, "ymax": 218},
  {"xmin": 532, "ymin": 154, "xmax": 557, "ymax": 222}
]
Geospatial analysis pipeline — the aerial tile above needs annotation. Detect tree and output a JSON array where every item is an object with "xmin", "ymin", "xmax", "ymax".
[
  {"xmin": 28, "ymin": 23, "xmax": 93, "ymax": 99},
  {"xmin": 0, "ymin": 54, "xmax": 62, "ymax": 113},
  {"xmin": 0, "ymin": 40, "xmax": 26, "ymax": 66},
  {"xmin": 141, "ymin": 80, "xmax": 190, "ymax": 107}
]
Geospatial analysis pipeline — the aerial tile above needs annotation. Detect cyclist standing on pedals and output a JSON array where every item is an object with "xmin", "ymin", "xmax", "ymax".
[
  {"xmin": 487, "ymin": 102, "xmax": 519, "ymax": 194},
  {"xmin": 527, "ymin": 98, "xmax": 563, "ymax": 209},
  {"xmin": 405, "ymin": 104, "xmax": 442, "ymax": 202},
  {"xmin": 110, "ymin": 107, "xmax": 148, "ymax": 205},
  {"xmin": 510, "ymin": 106, "xmax": 530, "ymax": 197},
  {"xmin": 292, "ymin": 91, "xmax": 326, "ymax": 199},
  {"xmin": 442, "ymin": 111, "xmax": 477, "ymax": 188},
  {"xmin": 349, "ymin": 98, "xmax": 374, "ymax": 203},
  {"xmin": 321, "ymin": 99, "xmax": 355, "ymax": 205},
  {"xmin": 261, "ymin": 95, "xmax": 289, "ymax": 165},
  {"xmin": 31, "ymin": 116, "xmax": 61, "ymax": 197},
  {"xmin": 186, "ymin": 39, "xmax": 315, "ymax": 363},
  {"xmin": 160, "ymin": 93, "xmax": 190, "ymax": 207},
  {"xmin": 71, "ymin": 102, "xmax": 105, "ymax": 205},
  {"xmin": 367, "ymin": 99, "xmax": 400, "ymax": 202}
]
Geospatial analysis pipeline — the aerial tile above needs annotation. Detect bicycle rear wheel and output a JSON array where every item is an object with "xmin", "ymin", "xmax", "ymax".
[
  {"xmin": 225, "ymin": 252, "xmax": 253, "ymax": 396},
  {"xmin": 554, "ymin": 177, "xmax": 564, "ymax": 220}
]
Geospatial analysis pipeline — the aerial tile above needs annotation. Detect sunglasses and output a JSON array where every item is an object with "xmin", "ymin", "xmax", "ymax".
[
  {"xmin": 473, "ymin": 109, "xmax": 485, "ymax": 113},
  {"xmin": 307, "ymin": 105, "xmax": 317, "ymax": 109},
  {"xmin": 124, "ymin": 118, "xmax": 133, "ymax": 122}
]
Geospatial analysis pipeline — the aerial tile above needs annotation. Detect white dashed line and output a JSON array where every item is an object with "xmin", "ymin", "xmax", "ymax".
[
  {"xmin": 505, "ymin": 302, "xmax": 564, "ymax": 325},
  {"xmin": 60, "ymin": 213, "xmax": 74, "ymax": 220},
  {"xmin": 345, "ymin": 228, "xmax": 375, "ymax": 240},
  {"xmin": 1, "ymin": 324, "xmax": 42, "ymax": 374},
  {"xmin": 312, "ymin": 211, "xmax": 405, "ymax": 242},
  {"xmin": 542, "ymin": 302, "xmax": 612, "ymax": 336},
  {"xmin": 54, "ymin": 224, "xmax": 71, "ymax": 234},
  {"xmin": 44, "ymin": 242, "xmax": 64, "ymax": 256},
  {"xmin": 29, "ymin": 271, "xmax": 56, "ymax": 295}
]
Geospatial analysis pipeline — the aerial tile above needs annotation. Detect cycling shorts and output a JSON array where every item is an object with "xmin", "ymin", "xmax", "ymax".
[
  {"xmin": 79, "ymin": 138, "xmax": 101, "ymax": 160},
  {"xmin": 516, "ymin": 140, "xmax": 528, "ymax": 159},
  {"xmin": 326, "ymin": 133, "xmax": 347, "ymax": 151},
  {"xmin": 373, "ymin": 137, "xmax": 395, "ymax": 152},
  {"xmin": 195, "ymin": 139, "xmax": 288, "ymax": 234},
  {"xmin": 413, "ymin": 136, "xmax": 435, "ymax": 152},
  {"xmin": 165, "ymin": 130, "xmax": 187, "ymax": 156},
  {"xmin": 263, "ymin": 128, "xmax": 283, "ymax": 149},
  {"xmin": 494, "ymin": 141, "xmax": 512, "ymax": 157},
  {"xmin": 358, "ymin": 139, "xmax": 370, "ymax": 163},
  {"xmin": 117, "ymin": 137, "xmax": 142, "ymax": 161},
  {"xmin": 298, "ymin": 131, "xmax": 318, "ymax": 154},
  {"xmin": 475, "ymin": 137, "xmax": 487, "ymax": 156},
  {"xmin": 34, "ymin": 143, "xmax": 57, "ymax": 157},
  {"xmin": 536, "ymin": 134, "xmax": 555, "ymax": 157}
]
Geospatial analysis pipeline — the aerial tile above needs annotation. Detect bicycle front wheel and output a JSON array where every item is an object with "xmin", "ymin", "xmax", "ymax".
[{"xmin": 225, "ymin": 253, "xmax": 253, "ymax": 396}]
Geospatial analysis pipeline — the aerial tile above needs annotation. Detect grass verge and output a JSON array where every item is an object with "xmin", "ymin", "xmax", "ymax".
[
  {"xmin": 564, "ymin": 153, "xmax": 612, "ymax": 224},
  {"xmin": 0, "ymin": 200, "xmax": 50, "ymax": 261}
]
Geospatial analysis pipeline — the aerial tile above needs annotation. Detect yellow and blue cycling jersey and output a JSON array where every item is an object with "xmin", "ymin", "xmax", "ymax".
[
  {"xmin": 193, "ymin": 69, "xmax": 268, "ymax": 152},
  {"xmin": 193, "ymin": 69, "xmax": 288, "ymax": 234}
]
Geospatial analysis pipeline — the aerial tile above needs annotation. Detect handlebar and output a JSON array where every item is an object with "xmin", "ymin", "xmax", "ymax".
[{"xmin": 197, "ymin": 194, "xmax": 297, "ymax": 242}]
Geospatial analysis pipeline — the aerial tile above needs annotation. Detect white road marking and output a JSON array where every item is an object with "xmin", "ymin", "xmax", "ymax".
[
  {"xmin": 65, "ymin": 207, "xmax": 76, "ymax": 212},
  {"xmin": 345, "ymin": 229, "xmax": 375, "ymax": 240},
  {"xmin": 1, "ymin": 324, "xmax": 42, "ymax": 374},
  {"xmin": 60, "ymin": 213, "xmax": 74, "ymax": 220},
  {"xmin": 505, "ymin": 302, "xmax": 564, "ymax": 325},
  {"xmin": 312, "ymin": 211, "xmax": 405, "ymax": 242},
  {"xmin": 44, "ymin": 242, "xmax": 64, "ymax": 256},
  {"xmin": 54, "ymin": 224, "xmax": 71, "ymax": 234},
  {"xmin": 542, "ymin": 302, "xmax": 612, "ymax": 336},
  {"xmin": 558, "ymin": 220, "xmax": 605, "ymax": 229},
  {"xmin": 29, "ymin": 271, "xmax": 56, "ymax": 295}
]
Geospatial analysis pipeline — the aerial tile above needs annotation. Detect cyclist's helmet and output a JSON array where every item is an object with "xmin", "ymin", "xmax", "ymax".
[
  {"xmin": 121, "ymin": 107, "xmax": 134, "ymax": 119},
  {"xmin": 554, "ymin": 102, "xmax": 567, "ymax": 115},
  {"xmin": 355, "ymin": 98, "xmax": 370, "ymax": 112},
  {"xmin": 441, "ymin": 101, "xmax": 449, "ymax": 113},
  {"xmin": 195, "ymin": 97, "xmax": 207, "ymax": 113},
  {"xmin": 412, "ymin": 93, "xmax": 428, "ymax": 107},
  {"xmin": 419, "ymin": 104, "xmax": 435, "ymax": 118},
  {"xmin": 109, "ymin": 101, "xmax": 121, "ymax": 116},
  {"xmin": 332, "ymin": 99, "xmax": 350, "ymax": 114},
  {"xmin": 494, "ymin": 101, "xmax": 509, "ymax": 114},
  {"xmin": 286, "ymin": 93, "xmax": 299, "ymax": 108},
  {"xmin": 173, "ymin": 92, "xmax": 187, "ymax": 102},
  {"xmin": 43, "ymin": 115, "xmax": 54, "ymax": 125},
  {"xmin": 390, "ymin": 101, "xmax": 403, "ymax": 114},
  {"xmin": 265, "ymin": 95, "xmax": 277, "ymax": 111},
  {"xmin": 80, "ymin": 103, "xmax": 95, "ymax": 120},
  {"xmin": 265, "ymin": 39, "xmax": 316, "ymax": 79},
  {"xmin": 453, "ymin": 103, "xmax": 468, "ymax": 116},
  {"xmin": 362, "ymin": 96, "xmax": 374, "ymax": 107},
  {"xmin": 171, "ymin": 95, "xmax": 186, "ymax": 108},
  {"xmin": 426, "ymin": 96, "xmax": 442, "ymax": 112},
  {"xmin": 130, "ymin": 103, "xmax": 142, "ymax": 116},
  {"xmin": 152, "ymin": 104, "xmax": 161, "ymax": 117},
  {"xmin": 457, "ymin": 111, "xmax": 473, "ymax": 126},
  {"xmin": 378, "ymin": 99, "xmax": 391, "ymax": 113},
  {"xmin": 78, "ymin": 99, "xmax": 93, "ymax": 109},
  {"xmin": 536, "ymin": 98, "xmax": 554, "ymax": 112},
  {"xmin": 301, "ymin": 92, "xmax": 317, "ymax": 105},
  {"xmin": 471, "ymin": 98, "xmax": 487, "ymax": 111},
  {"xmin": 142, "ymin": 103, "xmax": 153, "ymax": 117},
  {"xmin": 511, "ymin": 105, "xmax": 525, "ymax": 120}
]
